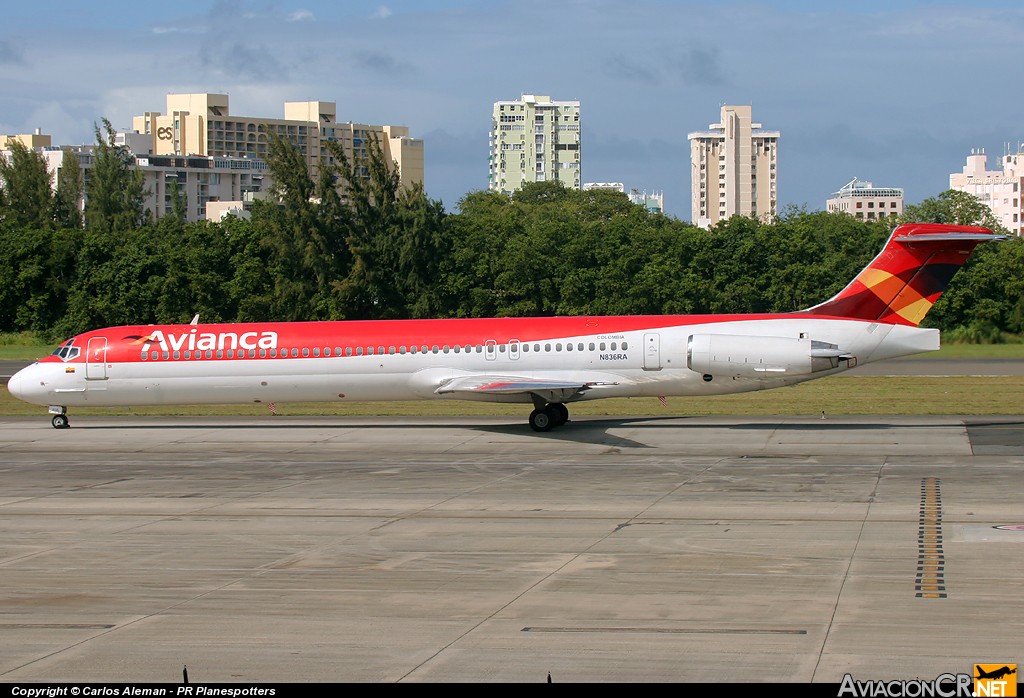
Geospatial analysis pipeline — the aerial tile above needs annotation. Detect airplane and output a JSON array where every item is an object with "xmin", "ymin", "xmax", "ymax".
[
  {"xmin": 975, "ymin": 666, "xmax": 1017, "ymax": 681},
  {"xmin": 6, "ymin": 223, "xmax": 1002, "ymax": 431}
]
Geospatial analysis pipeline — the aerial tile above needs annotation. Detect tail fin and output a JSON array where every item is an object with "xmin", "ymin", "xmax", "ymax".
[{"xmin": 804, "ymin": 223, "xmax": 1003, "ymax": 326}]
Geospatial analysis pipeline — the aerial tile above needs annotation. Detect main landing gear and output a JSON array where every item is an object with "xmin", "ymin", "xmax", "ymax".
[
  {"xmin": 49, "ymin": 406, "xmax": 70, "ymax": 429},
  {"xmin": 528, "ymin": 403, "xmax": 569, "ymax": 432}
]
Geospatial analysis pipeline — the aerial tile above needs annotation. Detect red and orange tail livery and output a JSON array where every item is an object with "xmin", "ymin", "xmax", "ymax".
[{"xmin": 805, "ymin": 223, "xmax": 1002, "ymax": 326}]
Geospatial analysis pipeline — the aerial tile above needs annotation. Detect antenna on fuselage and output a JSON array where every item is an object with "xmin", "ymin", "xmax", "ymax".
[{"xmin": 190, "ymin": 314, "xmax": 200, "ymax": 326}]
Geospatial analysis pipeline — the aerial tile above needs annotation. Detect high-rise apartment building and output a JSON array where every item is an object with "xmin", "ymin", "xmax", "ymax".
[
  {"xmin": 489, "ymin": 94, "xmax": 580, "ymax": 194},
  {"xmin": 688, "ymin": 105, "xmax": 778, "ymax": 229},
  {"xmin": 132, "ymin": 93, "xmax": 424, "ymax": 191},
  {"xmin": 950, "ymin": 148, "xmax": 1023, "ymax": 236},
  {"xmin": 827, "ymin": 178, "xmax": 903, "ymax": 221}
]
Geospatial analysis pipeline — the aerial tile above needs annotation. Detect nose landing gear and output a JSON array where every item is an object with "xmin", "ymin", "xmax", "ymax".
[{"xmin": 48, "ymin": 406, "xmax": 70, "ymax": 429}]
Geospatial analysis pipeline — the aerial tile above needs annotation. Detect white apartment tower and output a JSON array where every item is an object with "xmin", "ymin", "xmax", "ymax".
[
  {"xmin": 950, "ymin": 148, "xmax": 1024, "ymax": 236},
  {"xmin": 489, "ymin": 94, "xmax": 581, "ymax": 194},
  {"xmin": 688, "ymin": 105, "xmax": 779, "ymax": 229}
]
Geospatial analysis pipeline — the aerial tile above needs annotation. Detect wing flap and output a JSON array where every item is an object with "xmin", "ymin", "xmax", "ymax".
[{"xmin": 436, "ymin": 374, "xmax": 616, "ymax": 402}]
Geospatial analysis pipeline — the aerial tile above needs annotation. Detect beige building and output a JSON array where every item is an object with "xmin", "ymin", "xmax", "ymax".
[
  {"xmin": 39, "ymin": 145, "xmax": 272, "ymax": 224},
  {"xmin": 489, "ymin": 94, "xmax": 581, "ymax": 194},
  {"xmin": 827, "ymin": 178, "xmax": 904, "ymax": 220},
  {"xmin": 131, "ymin": 93, "xmax": 424, "ymax": 191},
  {"xmin": 950, "ymin": 148, "xmax": 1023, "ymax": 236},
  {"xmin": 3, "ymin": 129, "xmax": 52, "ymax": 150},
  {"xmin": 688, "ymin": 105, "xmax": 778, "ymax": 229}
]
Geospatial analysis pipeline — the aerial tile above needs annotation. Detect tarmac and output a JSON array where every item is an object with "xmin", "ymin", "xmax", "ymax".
[{"xmin": 1, "ymin": 413, "xmax": 1023, "ymax": 683}]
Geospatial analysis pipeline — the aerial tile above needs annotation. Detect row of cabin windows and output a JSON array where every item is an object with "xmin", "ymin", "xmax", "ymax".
[{"xmin": 140, "ymin": 341, "xmax": 628, "ymax": 361}]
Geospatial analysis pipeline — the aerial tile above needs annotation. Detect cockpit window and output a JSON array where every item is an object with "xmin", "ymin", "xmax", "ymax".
[{"xmin": 51, "ymin": 339, "xmax": 80, "ymax": 362}]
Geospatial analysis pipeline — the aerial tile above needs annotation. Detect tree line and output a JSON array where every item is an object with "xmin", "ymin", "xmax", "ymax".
[{"xmin": 1, "ymin": 126, "xmax": 1021, "ymax": 342}]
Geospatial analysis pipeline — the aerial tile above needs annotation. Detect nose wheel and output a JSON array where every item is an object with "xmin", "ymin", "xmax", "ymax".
[
  {"xmin": 51, "ymin": 414, "xmax": 70, "ymax": 429},
  {"xmin": 528, "ymin": 403, "xmax": 569, "ymax": 432}
]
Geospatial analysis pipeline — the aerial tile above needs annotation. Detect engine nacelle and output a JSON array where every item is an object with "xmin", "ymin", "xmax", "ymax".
[{"xmin": 687, "ymin": 334, "xmax": 851, "ymax": 378}]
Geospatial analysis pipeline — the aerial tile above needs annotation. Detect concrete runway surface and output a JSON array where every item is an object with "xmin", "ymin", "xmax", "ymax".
[{"xmin": 1, "ymin": 414, "xmax": 1023, "ymax": 683}]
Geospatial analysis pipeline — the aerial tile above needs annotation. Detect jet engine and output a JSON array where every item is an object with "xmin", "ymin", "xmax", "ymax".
[{"xmin": 687, "ymin": 334, "xmax": 853, "ymax": 378}]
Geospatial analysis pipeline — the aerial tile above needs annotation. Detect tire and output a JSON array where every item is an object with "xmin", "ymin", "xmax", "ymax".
[
  {"xmin": 51, "ymin": 414, "xmax": 69, "ymax": 429},
  {"xmin": 551, "ymin": 403, "xmax": 569, "ymax": 426},
  {"xmin": 529, "ymin": 408, "xmax": 553, "ymax": 432}
]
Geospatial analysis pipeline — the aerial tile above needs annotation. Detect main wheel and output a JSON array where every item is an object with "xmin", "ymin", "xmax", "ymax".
[
  {"xmin": 51, "ymin": 414, "xmax": 70, "ymax": 429},
  {"xmin": 551, "ymin": 403, "xmax": 569, "ymax": 426},
  {"xmin": 529, "ymin": 408, "xmax": 554, "ymax": 432}
]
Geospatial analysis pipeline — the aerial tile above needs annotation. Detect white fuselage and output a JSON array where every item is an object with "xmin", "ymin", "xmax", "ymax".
[{"xmin": 8, "ymin": 317, "xmax": 939, "ymax": 409}]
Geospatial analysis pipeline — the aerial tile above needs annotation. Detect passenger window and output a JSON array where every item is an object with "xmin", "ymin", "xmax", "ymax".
[
  {"xmin": 388, "ymin": 346, "xmax": 396, "ymax": 355},
  {"xmin": 141, "ymin": 351, "xmax": 148, "ymax": 361},
  {"xmin": 555, "ymin": 343, "xmax": 562, "ymax": 351},
  {"xmin": 577, "ymin": 343, "xmax": 584, "ymax": 351},
  {"xmin": 400, "ymin": 346, "xmax": 407, "ymax": 354},
  {"xmin": 226, "ymin": 350, "xmax": 234, "ymax": 358},
  {"xmin": 162, "ymin": 351, "xmax": 169, "ymax": 360},
  {"xmin": 432, "ymin": 345, "xmax": 440, "ymax": 353},
  {"xmin": 270, "ymin": 349, "xmax": 277, "ymax": 358},
  {"xmin": 611, "ymin": 342, "xmax": 617, "ymax": 351},
  {"xmin": 421, "ymin": 345, "xmax": 428, "ymax": 354},
  {"xmin": 302, "ymin": 348, "xmax": 310, "ymax": 358},
  {"xmin": 313, "ymin": 348, "xmax": 320, "ymax": 357},
  {"xmin": 544, "ymin": 343, "xmax": 551, "ymax": 352},
  {"xmin": 498, "ymin": 345, "xmax": 504, "ymax": 353},
  {"xmin": 476, "ymin": 345, "xmax": 483, "ymax": 353},
  {"xmin": 443, "ymin": 345, "xmax": 450, "ymax": 353},
  {"xmin": 206, "ymin": 350, "xmax": 213, "ymax": 359},
  {"xmin": 523, "ymin": 344, "xmax": 530, "ymax": 352},
  {"xmin": 291, "ymin": 348, "xmax": 299, "ymax": 358},
  {"xmin": 589, "ymin": 343, "xmax": 595, "ymax": 351},
  {"xmin": 215, "ymin": 350, "xmax": 223, "ymax": 359},
  {"xmin": 249, "ymin": 349, "xmax": 256, "ymax": 358},
  {"xmin": 622, "ymin": 342, "xmax": 628, "ymax": 350},
  {"xmin": 260, "ymin": 349, "xmax": 266, "ymax": 358},
  {"xmin": 347, "ymin": 347, "xmax": 354, "ymax": 356},
  {"xmin": 410, "ymin": 345, "xmax": 418, "ymax": 354},
  {"xmin": 185, "ymin": 350, "xmax": 192, "ymax": 359},
  {"xmin": 174, "ymin": 351, "xmax": 181, "ymax": 360},
  {"xmin": 566, "ymin": 343, "xmax": 573, "ymax": 352},
  {"xmin": 600, "ymin": 343, "xmax": 606, "ymax": 351},
  {"xmin": 453, "ymin": 345, "xmax": 460, "ymax": 353},
  {"xmin": 378, "ymin": 346, "xmax": 385, "ymax": 355}
]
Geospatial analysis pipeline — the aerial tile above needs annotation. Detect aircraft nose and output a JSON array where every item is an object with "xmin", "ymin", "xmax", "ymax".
[
  {"xmin": 6, "ymin": 367, "xmax": 27, "ymax": 400},
  {"xmin": 7, "ymin": 364, "xmax": 41, "ymax": 404}
]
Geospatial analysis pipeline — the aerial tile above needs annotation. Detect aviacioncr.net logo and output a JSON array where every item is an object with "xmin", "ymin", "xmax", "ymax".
[{"xmin": 838, "ymin": 673, "xmax": 973, "ymax": 698}]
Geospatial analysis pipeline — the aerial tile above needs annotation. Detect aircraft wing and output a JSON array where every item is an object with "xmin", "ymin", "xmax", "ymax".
[{"xmin": 435, "ymin": 374, "xmax": 615, "ymax": 403}]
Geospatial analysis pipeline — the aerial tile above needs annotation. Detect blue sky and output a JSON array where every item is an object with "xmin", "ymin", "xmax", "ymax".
[{"xmin": 2, "ymin": 0, "xmax": 1022, "ymax": 219}]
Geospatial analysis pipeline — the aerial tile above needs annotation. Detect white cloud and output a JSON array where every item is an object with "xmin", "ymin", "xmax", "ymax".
[
  {"xmin": 372, "ymin": 5, "xmax": 392, "ymax": 20},
  {"xmin": 288, "ymin": 9, "xmax": 315, "ymax": 22},
  {"xmin": 151, "ymin": 25, "xmax": 208, "ymax": 35}
]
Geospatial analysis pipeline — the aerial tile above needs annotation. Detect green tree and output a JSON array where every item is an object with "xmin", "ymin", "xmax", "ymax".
[
  {"xmin": 327, "ymin": 135, "xmax": 447, "ymax": 320},
  {"xmin": 251, "ymin": 129, "xmax": 339, "ymax": 320},
  {"xmin": 53, "ymin": 149, "xmax": 84, "ymax": 229},
  {"xmin": 0, "ymin": 139, "xmax": 54, "ymax": 229},
  {"xmin": 900, "ymin": 189, "xmax": 1003, "ymax": 230},
  {"xmin": 84, "ymin": 118, "xmax": 147, "ymax": 233}
]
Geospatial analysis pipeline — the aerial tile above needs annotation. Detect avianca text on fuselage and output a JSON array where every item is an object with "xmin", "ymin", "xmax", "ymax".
[
  {"xmin": 134, "ymin": 329, "xmax": 280, "ymax": 353},
  {"xmin": 6, "ymin": 223, "xmax": 1005, "ymax": 432}
]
